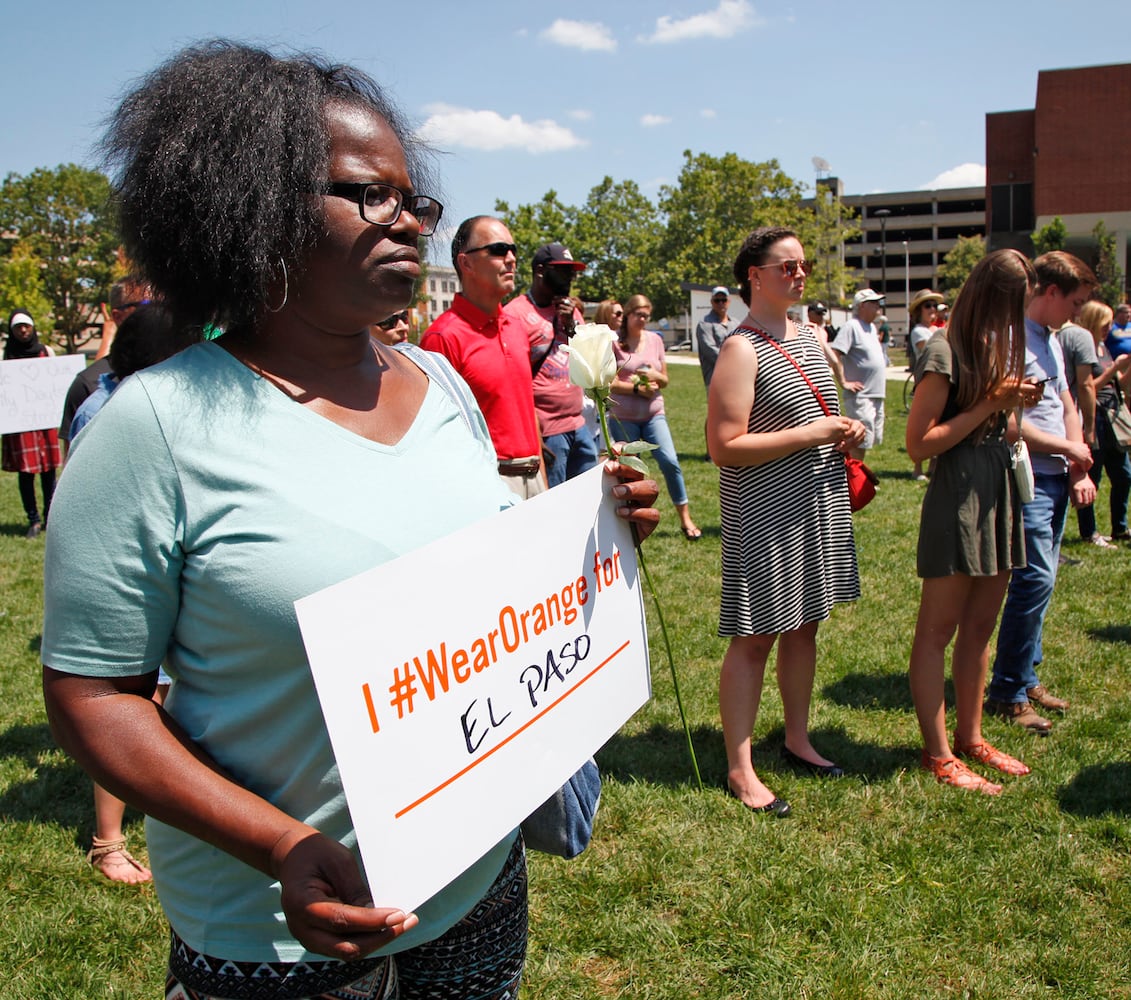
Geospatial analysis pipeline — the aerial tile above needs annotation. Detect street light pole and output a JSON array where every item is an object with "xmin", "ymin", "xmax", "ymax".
[{"xmin": 874, "ymin": 208, "xmax": 891, "ymax": 300}]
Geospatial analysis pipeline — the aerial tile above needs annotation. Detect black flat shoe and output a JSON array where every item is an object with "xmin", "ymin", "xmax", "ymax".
[
  {"xmin": 724, "ymin": 782, "xmax": 791, "ymax": 817},
  {"xmin": 781, "ymin": 745, "xmax": 844, "ymax": 778}
]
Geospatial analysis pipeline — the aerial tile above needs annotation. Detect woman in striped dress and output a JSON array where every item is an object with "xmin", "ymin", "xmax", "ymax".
[{"xmin": 707, "ymin": 228, "xmax": 864, "ymax": 816}]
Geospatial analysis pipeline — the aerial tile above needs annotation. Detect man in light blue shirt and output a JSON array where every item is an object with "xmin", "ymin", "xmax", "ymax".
[{"xmin": 986, "ymin": 253, "xmax": 1098, "ymax": 734}]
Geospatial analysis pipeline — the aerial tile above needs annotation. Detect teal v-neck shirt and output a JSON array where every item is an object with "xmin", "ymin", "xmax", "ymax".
[{"xmin": 44, "ymin": 341, "xmax": 517, "ymax": 962}]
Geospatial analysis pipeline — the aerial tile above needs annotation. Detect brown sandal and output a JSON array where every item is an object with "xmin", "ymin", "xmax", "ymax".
[
  {"xmin": 954, "ymin": 739, "xmax": 1031, "ymax": 776},
  {"xmin": 920, "ymin": 751, "xmax": 1002, "ymax": 795},
  {"xmin": 87, "ymin": 836, "xmax": 152, "ymax": 884}
]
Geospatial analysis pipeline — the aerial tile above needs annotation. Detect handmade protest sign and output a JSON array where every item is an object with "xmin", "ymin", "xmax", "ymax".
[
  {"xmin": 0, "ymin": 355, "xmax": 86, "ymax": 433},
  {"xmin": 295, "ymin": 465, "xmax": 650, "ymax": 912}
]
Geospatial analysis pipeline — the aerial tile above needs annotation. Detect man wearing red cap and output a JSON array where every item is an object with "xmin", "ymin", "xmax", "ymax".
[{"xmin": 503, "ymin": 242, "xmax": 599, "ymax": 487}]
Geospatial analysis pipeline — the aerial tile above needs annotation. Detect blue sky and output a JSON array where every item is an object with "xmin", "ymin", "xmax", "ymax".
[{"xmin": 4, "ymin": 0, "xmax": 1130, "ymax": 254}]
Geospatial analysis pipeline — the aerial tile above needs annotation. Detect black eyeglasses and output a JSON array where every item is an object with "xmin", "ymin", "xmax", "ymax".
[
  {"xmin": 754, "ymin": 259, "xmax": 813, "ymax": 277},
  {"xmin": 317, "ymin": 182, "xmax": 443, "ymax": 236},
  {"xmin": 462, "ymin": 242, "xmax": 517, "ymax": 258}
]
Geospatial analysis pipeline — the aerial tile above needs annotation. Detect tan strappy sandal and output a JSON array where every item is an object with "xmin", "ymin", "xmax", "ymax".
[{"xmin": 87, "ymin": 836, "xmax": 152, "ymax": 884}]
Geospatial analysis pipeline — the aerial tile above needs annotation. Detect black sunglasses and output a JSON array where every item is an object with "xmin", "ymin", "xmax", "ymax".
[
  {"xmin": 316, "ymin": 182, "xmax": 443, "ymax": 236},
  {"xmin": 462, "ymin": 242, "xmax": 517, "ymax": 258},
  {"xmin": 377, "ymin": 311, "xmax": 408, "ymax": 330}
]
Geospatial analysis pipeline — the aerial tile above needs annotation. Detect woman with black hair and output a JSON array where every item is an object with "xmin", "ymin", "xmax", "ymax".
[
  {"xmin": 40, "ymin": 41, "xmax": 657, "ymax": 999},
  {"xmin": 2, "ymin": 309, "xmax": 61, "ymax": 538}
]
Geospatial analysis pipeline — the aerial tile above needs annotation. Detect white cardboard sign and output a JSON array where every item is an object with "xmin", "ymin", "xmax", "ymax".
[
  {"xmin": 0, "ymin": 355, "xmax": 86, "ymax": 434},
  {"xmin": 295, "ymin": 465, "xmax": 651, "ymax": 913}
]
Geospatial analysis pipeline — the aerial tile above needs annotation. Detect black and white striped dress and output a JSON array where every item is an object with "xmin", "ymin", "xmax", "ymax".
[{"xmin": 718, "ymin": 324, "xmax": 860, "ymax": 636}]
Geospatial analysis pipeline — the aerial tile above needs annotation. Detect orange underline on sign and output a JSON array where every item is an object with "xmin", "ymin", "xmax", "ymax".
[{"xmin": 394, "ymin": 638, "xmax": 631, "ymax": 819}]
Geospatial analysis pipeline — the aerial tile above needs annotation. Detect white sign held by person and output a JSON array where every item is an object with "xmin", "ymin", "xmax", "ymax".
[
  {"xmin": 0, "ymin": 355, "xmax": 86, "ymax": 434},
  {"xmin": 296, "ymin": 465, "xmax": 651, "ymax": 912}
]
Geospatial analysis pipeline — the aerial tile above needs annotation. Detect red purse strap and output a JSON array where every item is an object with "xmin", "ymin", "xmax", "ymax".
[{"xmin": 736, "ymin": 324, "xmax": 832, "ymax": 416}]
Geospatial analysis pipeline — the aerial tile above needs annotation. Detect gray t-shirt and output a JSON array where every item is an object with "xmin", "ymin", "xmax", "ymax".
[
  {"xmin": 696, "ymin": 311, "xmax": 734, "ymax": 386},
  {"xmin": 1057, "ymin": 323, "xmax": 1098, "ymax": 403},
  {"xmin": 831, "ymin": 317, "xmax": 887, "ymax": 397}
]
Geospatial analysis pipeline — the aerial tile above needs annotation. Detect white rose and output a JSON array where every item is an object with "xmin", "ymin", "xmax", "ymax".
[{"xmin": 566, "ymin": 323, "xmax": 618, "ymax": 391}]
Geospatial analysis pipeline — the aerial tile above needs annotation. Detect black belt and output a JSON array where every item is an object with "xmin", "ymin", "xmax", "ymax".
[{"xmin": 498, "ymin": 458, "xmax": 541, "ymax": 475}]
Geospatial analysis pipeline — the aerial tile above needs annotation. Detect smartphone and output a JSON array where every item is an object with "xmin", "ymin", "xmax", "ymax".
[{"xmin": 1031, "ymin": 376, "xmax": 1054, "ymax": 387}]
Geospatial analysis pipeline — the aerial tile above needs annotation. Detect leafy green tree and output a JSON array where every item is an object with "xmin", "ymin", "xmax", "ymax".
[
  {"xmin": 794, "ymin": 188, "xmax": 861, "ymax": 308},
  {"xmin": 569, "ymin": 177, "xmax": 661, "ymax": 304},
  {"xmin": 651, "ymin": 151, "xmax": 804, "ymax": 316},
  {"xmin": 1032, "ymin": 216, "xmax": 1067, "ymax": 255},
  {"xmin": 495, "ymin": 191, "xmax": 577, "ymax": 297},
  {"xmin": 937, "ymin": 234, "xmax": 986, "ymax": 297},
  {"xmin": 1092, "ymin": 220, "xmax": 1126, "ymax": 306},
  {"xmin": 0, "ymin": 164, "xmax": 118, "ymax": 353},
  {"xmin": 0, "ymin": 240, "xmax": 53, "ymax": 329}
]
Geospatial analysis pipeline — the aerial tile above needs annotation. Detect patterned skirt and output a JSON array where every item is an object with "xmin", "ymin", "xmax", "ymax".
[{"xmin": 165, "ymin": 836, "xmax": 527, "ymax": 1000}]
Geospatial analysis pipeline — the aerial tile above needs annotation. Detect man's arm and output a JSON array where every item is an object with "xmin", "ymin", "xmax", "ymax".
[{"xmin": 1075, "ymin": 363, "xmax": 1096, "ymax": 445}]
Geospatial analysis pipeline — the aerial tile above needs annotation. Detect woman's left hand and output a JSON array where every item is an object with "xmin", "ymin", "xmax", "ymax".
[{"xmin": 604, "ymin": 458, "xmax": 660, "ymax": 541}]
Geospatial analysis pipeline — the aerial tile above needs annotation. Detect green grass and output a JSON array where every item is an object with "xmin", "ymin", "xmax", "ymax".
[{"xmin": 3, "ymin": 366, "xmax": 1130, "ymax": 998}]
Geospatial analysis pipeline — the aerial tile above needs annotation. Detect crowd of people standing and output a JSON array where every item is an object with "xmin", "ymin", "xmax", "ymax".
[{"xmin": 1, "ymin": 35, "xmax": 1126, "ymax": 999}]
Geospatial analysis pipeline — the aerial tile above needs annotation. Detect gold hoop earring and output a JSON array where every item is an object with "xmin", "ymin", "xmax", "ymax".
[{"xmin": 267, "ymin": 256, "xmax": 289, "ymax": 313}]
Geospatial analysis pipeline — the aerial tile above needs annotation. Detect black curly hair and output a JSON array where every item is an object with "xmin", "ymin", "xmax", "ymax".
[
  {"xmin": 100, "ymin": 40, "xmax": 434, "ymax": 334},
  {"xmin": 108, "ymin": 304, "xmax": 189, "ymax": 378},
  {"xmin": 732, "ymin": 226, "xmax": 797, "ymax": 305}
]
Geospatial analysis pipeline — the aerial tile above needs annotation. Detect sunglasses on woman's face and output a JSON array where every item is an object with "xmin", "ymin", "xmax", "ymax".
[{"xmin": 754, "ymin": 258, "xmax": 813, "ymax": 278}]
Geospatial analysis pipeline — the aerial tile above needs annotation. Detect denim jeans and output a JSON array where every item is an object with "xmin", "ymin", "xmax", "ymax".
[
  {"xmin": 1075, "ymin": 409, "xmax": 1131, "ymax": 538},
  {"xmin": 609, "ymin": 412, "xmax": 689, "ymax": 507},
  {"xmin": 989, "ymin": 472, "xmax": 1068, "ymax": 703},
  {"xmin": 543, "ymin": 427, "xmax": 599, "ymax": 488}
]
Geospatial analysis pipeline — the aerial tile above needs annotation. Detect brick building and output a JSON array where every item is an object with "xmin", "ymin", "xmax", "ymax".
[{"xmin": 987, "ymin": 62, "xmax": 1131, "ymax": 288}]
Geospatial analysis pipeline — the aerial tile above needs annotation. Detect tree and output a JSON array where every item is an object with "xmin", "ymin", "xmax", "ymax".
[
  {"xmin": 0, "ymin": 239, "xmax": 53, "ymax": 328},
  {"xmin": 937, "ymin": 235, "xmax": 986, "ymax": 297},
  {"xmin": 651, "ymin": 151, "xmax": 805, "ymax": 316},
  {"xmin": 794, "ymin": 186, "xmax": 861, "ymax": 308},
  {"xmin": 569, "ymin": 177, "xmax": 661, "ymax": 304},
  {"xmin": 1031, "ymin": 216, "xmax": 1067, "ymax": 255},
  {"xmin": 0, "ymin": 165, "xmax": 118, "ymax": 353},
  {"xmin": 1092, "ymin": 220, "xmax": 1126, "ymax": 306},
  {"xmin": 495, "ymin": 191, "xmax": 577, "ymax": 297}
]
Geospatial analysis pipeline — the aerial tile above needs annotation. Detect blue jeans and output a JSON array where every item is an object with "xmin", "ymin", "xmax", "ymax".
[
  {"xmin": 1076, "ymin": 409, "xmax": 1131, "ymax": 538},
  {"xmin": 989, "ymin": 472, "xmax": 1068, "ymax": 703},
  {"xmin": 609, "ymin": 412, "xmax": 688, "ymax": 507},
  {"xmin": 543, "ymin": 427, "xmax": 599, "ymax": 488}
]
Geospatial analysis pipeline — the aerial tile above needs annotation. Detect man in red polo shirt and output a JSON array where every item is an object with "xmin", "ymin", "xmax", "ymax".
[{"xmin": 421, "ymin": 216, "xmax": 545, "ymax": 498}]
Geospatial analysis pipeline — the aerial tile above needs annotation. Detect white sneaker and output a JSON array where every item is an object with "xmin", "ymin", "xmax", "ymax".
[{"xmin": 1089, "ymin": 533, "xmax": 1118, "ymax": 549}]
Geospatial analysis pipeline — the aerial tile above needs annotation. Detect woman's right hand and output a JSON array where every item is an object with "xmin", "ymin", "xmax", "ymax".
[
  {"xmin": 990, "ymin": 378, "xmax": 1044, "ymax": 410},
  {"xmin": 274, "ymin": 828, "xmax": 418, "ymax": 961},
  {"xmin": 812, "ymin": 415, "xmax": 864, "ymax": 450}
]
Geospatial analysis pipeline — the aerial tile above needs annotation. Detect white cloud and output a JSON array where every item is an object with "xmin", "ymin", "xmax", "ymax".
[
  {"xmin": 568, "ymin": 108, "xmax": 593, "ymax": 121},
  {"xmin": 700, "ymin": 108, "xmax": 717, "ymax": 118},
  {"xmin": 922, "ymin": 163, "xmax": 986, "ymax": 189},
  {"xmin": 641, "ymin": 113, "xmax": 672, "ymax": 127},
  {"xmin": 419, "ymin": 104, "xmax": 587, "ymax": 154},
  {"xmin": 641, "ymin": 0, "xmax": 762, "ymax": 44},
  {"xmin": 541, "ymin": 18, "xmax": 617, "ymax": 52}
]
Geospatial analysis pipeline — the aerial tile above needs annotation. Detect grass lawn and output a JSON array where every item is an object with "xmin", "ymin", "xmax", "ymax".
[{"xmin": 2, "ymin": 362, "xmax": 1129, "ymax": 998}]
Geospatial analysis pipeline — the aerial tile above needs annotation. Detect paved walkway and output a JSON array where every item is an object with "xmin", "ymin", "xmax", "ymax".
[{"xmin": 665, "ymin": 351, "xmax": 913, "ymax": 382}]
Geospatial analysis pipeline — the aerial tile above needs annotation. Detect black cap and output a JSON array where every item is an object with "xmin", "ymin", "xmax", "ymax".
[
  {"xmin": 532, "ymin": 242, "xmax": 586, "ymax": 271},
  {"xmin": 808, "ymin": 301, "xmax": 828, "ymax": 314}
]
